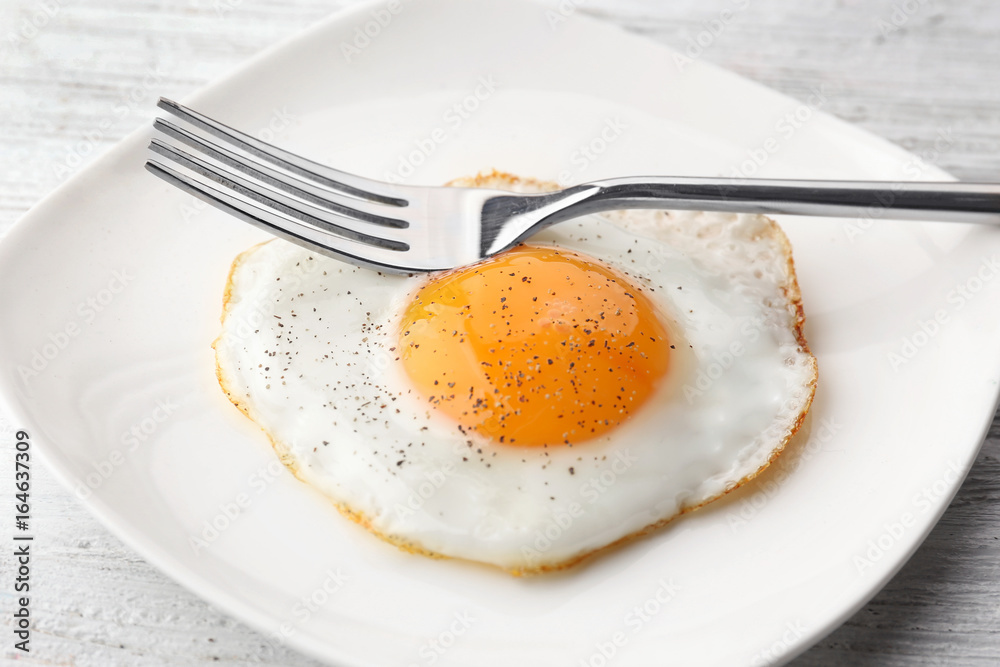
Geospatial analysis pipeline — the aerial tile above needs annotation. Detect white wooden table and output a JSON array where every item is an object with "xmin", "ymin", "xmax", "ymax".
[{"xmin": 1, "ymin": 0, "xmax": 998, "ymax": 664}]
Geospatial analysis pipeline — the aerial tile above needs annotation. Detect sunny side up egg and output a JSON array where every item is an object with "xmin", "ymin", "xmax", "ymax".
[{"xmin": 213, "ymin": 172, "xmax": 817, "ymax": 575}]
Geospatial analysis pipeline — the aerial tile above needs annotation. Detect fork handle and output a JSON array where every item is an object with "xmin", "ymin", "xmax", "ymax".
[{"xmin": 568, "ymin": 177, "xmax": 1000, "ymax": 224}]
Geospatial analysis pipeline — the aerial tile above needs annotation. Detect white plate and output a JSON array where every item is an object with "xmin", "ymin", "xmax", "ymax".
[{"xmin": 2, "ymin": 0, "xmax": 1000, "ymax": 665}]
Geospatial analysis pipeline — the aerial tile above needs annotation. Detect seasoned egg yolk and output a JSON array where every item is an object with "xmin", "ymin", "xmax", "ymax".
[{"xmin": 398, "ymin": 244, "xmax": 671, "ymax": 447}]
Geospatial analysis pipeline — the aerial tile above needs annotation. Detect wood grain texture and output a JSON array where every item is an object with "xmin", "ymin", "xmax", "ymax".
[{"xmin": 0, "ymin": 0, "xmax": 998, "ymax": 665}]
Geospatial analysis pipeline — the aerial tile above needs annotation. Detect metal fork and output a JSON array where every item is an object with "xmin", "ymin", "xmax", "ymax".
[{"xmin": 145, "ymin": 98, "xmax": 1000, "ymax": 273}]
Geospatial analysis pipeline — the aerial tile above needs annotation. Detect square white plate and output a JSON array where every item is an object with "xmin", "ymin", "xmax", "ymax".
[{"xmin": 2, "ymin": 0, "xmax": 1000, "ymax": 665}]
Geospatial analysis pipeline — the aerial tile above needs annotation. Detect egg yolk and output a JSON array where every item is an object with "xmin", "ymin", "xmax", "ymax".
[{"xmin": 398, "ymin": 244, "xmax": 671, "ymax": 447}]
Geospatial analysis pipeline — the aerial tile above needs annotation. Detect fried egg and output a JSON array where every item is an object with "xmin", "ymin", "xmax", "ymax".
[{"xmin": 214, "ymin": 171, "xmax": 817, "ymax": 575}]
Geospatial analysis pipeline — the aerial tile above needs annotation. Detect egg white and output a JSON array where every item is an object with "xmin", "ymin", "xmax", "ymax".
[{"xmin": 214, "ymin": 176, "xmax": 816, "ymax": 574}]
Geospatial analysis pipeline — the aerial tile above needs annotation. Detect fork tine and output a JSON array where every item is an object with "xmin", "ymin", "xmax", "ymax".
[
  {"xmin": 145, "ymin": 159, "xmax": 417, "ymax": 272},
  {"xmin": 148, "ymin": 140, "xmax": 409, "ymax": 251},
  {"xmin": 157, "ymin": 98, "xmax": 407, "ymax": 207},
  {"xmin": 153, "ymin": 118, "xmax": 408, "ymax": 229}
]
